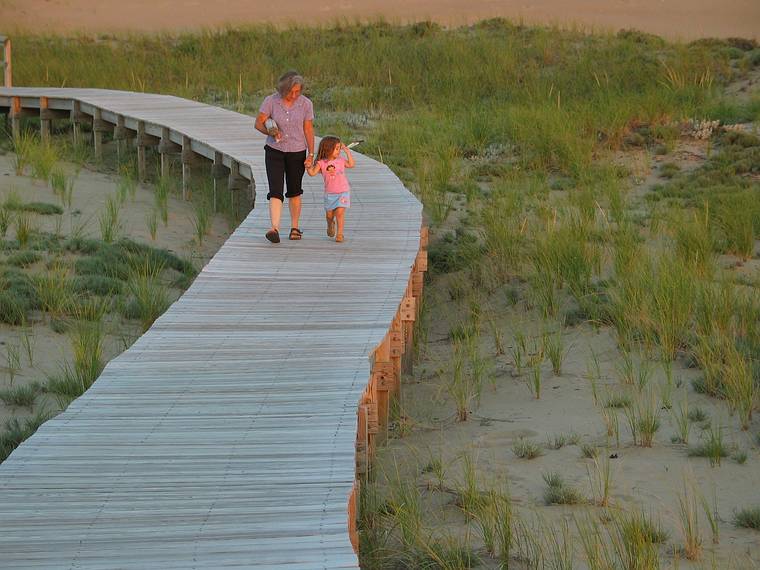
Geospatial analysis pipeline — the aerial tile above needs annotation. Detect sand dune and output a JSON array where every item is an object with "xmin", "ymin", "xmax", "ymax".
[{"xmin": 3, "ymin": 0, "xmax": 759, "ymax": 40}]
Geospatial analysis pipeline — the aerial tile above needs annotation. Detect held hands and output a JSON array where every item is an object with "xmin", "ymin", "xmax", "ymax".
[{"xmin": 304, "ymin": 154, "xmax": 314, "ymax": 168}]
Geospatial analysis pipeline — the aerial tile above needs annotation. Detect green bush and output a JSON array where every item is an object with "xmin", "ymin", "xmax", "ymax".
[
  {"xmin": 429, "ymin": 229, "xmax": 483, "ymax": 273},
  {"xmin": 9, "ymin": 202, "xmax": 64, "ymax": 216},
  {"xmin": 735, "ymin": 507, "xmax": 760, "ymax": 530},
  {"xmin": 0, "ymin": 291, "xmax": 29, "ymax": 325},
  {"xmin": 71, "ymin": 275, "xmax": 123, "ymax": 296},
  {"xmin": 6, "ymin": 251, "xmax": 42, "ymax": 267}
]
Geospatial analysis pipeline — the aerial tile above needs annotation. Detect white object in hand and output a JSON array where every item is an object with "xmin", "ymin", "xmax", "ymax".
[
  {"xmin": 346, "ymin": 140, "xmax": 363, "ymax": 149},
  {"xmin": 265, "ymin": 118, "xmax": 279, "ymax": 134}
]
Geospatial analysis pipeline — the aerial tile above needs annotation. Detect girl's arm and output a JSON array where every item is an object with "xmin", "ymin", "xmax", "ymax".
[
  {"xmin": 306, "ymin": 161, "xmax": 321, "ymax": 176},
  {"xmin": 342, "ymin": 144, "xmax": 356, "ymax": 168}
]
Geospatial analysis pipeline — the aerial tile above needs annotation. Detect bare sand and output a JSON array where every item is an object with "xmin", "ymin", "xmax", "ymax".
[
  {"xmin": 0, "ymin": 153, "xmax": 231, "ymax": 431},
  {"xmin": 3, "ymin": 0, "xmax": 759, "ymax": 40},
  {"xmin": 374, "ymin": 137, "xmax": 760, "ymax": 567}
]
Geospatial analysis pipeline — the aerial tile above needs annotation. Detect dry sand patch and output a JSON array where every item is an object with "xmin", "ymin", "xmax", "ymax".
[{"xmin": 2, "ymin": 0, "xmax": 759, "ymax": 40}]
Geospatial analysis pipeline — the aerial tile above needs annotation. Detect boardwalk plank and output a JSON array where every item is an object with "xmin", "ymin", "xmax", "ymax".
[{"xmin": 0, "ymin": 87, "xmax": 422, "ymax": 569}]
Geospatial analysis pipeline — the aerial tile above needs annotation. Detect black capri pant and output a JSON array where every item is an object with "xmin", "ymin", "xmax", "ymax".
[{"xmin": 264, "ymin": 145, "xmax": 307, "ymax": 201}]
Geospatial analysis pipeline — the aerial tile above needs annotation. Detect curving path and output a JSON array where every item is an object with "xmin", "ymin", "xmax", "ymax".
[{"xmin": 0, "ymin": 88, "xmax": 424, "ymax": 569}]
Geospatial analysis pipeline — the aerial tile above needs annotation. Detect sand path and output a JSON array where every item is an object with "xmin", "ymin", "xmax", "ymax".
[{"xmin": 3, "ymin": 0, "xmax": 759, "ymax": 40}]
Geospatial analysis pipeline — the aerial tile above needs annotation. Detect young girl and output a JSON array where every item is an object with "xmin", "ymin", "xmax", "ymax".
[{"xmin": 307, "ymin": 136, "xmax": 355, "ymax": 242}]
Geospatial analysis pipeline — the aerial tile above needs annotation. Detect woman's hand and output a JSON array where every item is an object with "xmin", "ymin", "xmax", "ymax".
[{"xmin": 304, "ymin": 154, "xmax": 314, "ymax": 168}]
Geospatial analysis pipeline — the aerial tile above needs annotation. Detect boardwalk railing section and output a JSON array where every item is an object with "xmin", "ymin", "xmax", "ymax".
[{"xmin": 0, "ymin": 87, "xmax": 426, "ymax": 568}]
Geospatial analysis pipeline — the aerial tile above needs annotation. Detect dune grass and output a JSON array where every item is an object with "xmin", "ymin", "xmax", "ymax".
[
  {"xmin": 735, "ymin": 507, "xmax": 760, "ymax": 530},
  {"xmin": 5, "ymin": 19, "xmax": 760, "ymax": 566}
]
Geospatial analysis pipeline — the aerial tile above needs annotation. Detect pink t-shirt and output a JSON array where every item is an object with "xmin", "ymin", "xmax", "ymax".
[{"xmin": 318, "ymin": 157, "xmax": 351, "ymax": 194}]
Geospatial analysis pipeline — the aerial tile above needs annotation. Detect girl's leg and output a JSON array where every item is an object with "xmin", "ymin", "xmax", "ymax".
[
  {"xmin": 335, "ymin": 207, "xmax": 346, "ymax": 240},
  {"xmin": 325, "ymin": 208, "xmax": 335, "ymax": 237}
]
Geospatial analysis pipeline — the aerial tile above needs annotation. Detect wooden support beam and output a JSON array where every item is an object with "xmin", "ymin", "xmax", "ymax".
[
  {"xmin": 92, "ymin": 108, "xmax": 109, "ymax": 159},
  {"xmin": 113, "ymin": 114, "xmax": 130, "ymax": 162},
  {"xmin": 113, "ymin": 114, "xmax": 131, "ymax": 141},
  {"xmin": 39, "ymin": 97, "xmax": 51, "ymax": 143},
  {"xmin": 136, "ymin": 121, "xmax": 147, "ymax": 183},
  {"xmin": 348, "ymin": 481, "xmax": 359, "ymax": 554},
  {"xmin": 9, "ymin": 96, "xmax": 20, "ymax": 139},
  {"xmin": 400, "ymin": 295, "xmax": 416, "ymax": 374},
  {"xmin": 371, "ymin": 359, "xmax": 395, "ymax": 441},
  {"xmin": 356, "ymin": 404, "xmax": 368, "ymax": 475},
  {"xmin": 159, "ymin": 127, "xmax": 181, "ymax": 177},
  {"xmin": 158, "ymin": 127, "xmax": 180, "ymax": 179},
  {"xmin": 70, "ymin": 101, "xmax": 90, "ymax": 146},
  {"xmin": 211, "ymin": 151, "xmax": 228, "ymax": 212},
  {"xmin": 181, "ymin": 135, "xmax": 202, "ymax": 201},
  {"xmin": 181, "ymin": 137, "xmax": 191, "ymax": 200},
  {"xmin": 228, "ymin": 159, "xmax": 248, "ymax": 191},
  {"xmin": 1, "ymin": 37, "xmax": 11, "ymax": 88},
  {"xmin": 420, "ymin": 226, "xmax": 429, "ymax": 249},
  {"xmin": 8, "ymin": 96, "xmax": 37, "ymax": 139},
  {"xmin": 248, "ymin": 180, "xmax": 256, "ymax": 209}
]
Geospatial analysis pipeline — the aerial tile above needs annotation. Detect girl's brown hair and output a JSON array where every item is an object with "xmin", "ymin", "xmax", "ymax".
[{"xmin": 316, "ymin": 136, "xmax": 341, "ymax": 162}]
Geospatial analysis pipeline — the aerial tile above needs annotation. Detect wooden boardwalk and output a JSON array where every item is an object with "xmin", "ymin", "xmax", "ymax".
[{"xmin": 0, "ymin": 88, "xmax": 425, "ymax": 569}]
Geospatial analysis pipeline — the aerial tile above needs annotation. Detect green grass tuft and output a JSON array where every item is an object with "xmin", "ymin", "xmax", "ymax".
[
  {"xmin": 735, "ymin": 507, "xmax": 760, "ymax": 530},
  {"xmin": 6, "ymin": 251, "xmax": 42, "ymax": 267}
]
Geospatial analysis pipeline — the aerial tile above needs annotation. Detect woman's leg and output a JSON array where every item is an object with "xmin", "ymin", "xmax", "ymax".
[
  {"xmin": 289, "ymin": 195, "xmax": 302, "ymax": 231},
  {"xmin": 264, "ymin": 146, "xmax": 286, "ymax": 233},
  {"xmin": 283, "ymin": 150, "xmax": 307, "ymax": 230},
  {"xmin": 269, "ymin": 199, "xmax": 283, "ymax": 232}
]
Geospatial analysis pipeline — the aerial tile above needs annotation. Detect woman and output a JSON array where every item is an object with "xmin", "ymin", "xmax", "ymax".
[{"xmin": 255, "ymin": 71, "xmax": 315, "ymax": 243}]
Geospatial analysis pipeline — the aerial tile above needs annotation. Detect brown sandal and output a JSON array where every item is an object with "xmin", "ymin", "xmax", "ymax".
[
  {"xmin": 335, "ymin": 234, "xmax": 344, "ymax": 243},
  {"xmin": 289, "ymin": 228, "xmax": 303, "ymax": 240},
  {"xmin": 265, "ymin": 229, "xmax": 280, "ymax": 243}
]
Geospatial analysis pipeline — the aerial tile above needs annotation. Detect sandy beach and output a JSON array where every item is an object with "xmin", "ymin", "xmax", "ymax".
[{"xmin": 3, "ymin": 0, "xmax": 759, "ymax": 40}]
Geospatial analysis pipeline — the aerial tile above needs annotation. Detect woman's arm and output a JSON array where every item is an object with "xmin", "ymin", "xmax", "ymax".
[
  {"xmin": 303, "ymin": 119, "xmax": 315, "ymax": 166},
  {"xmin": 254, "ymin": 112, "xmax": 270, "ymax": 136},
  {"xmin": 342, "ymin": 144, "xmax": 356, "ymax": 168}
]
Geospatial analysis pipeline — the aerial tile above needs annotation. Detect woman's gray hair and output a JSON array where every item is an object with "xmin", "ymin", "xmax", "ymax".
[{"xmin": 277, "ymin": 71, "xmax": 304, "ymax": 97}]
